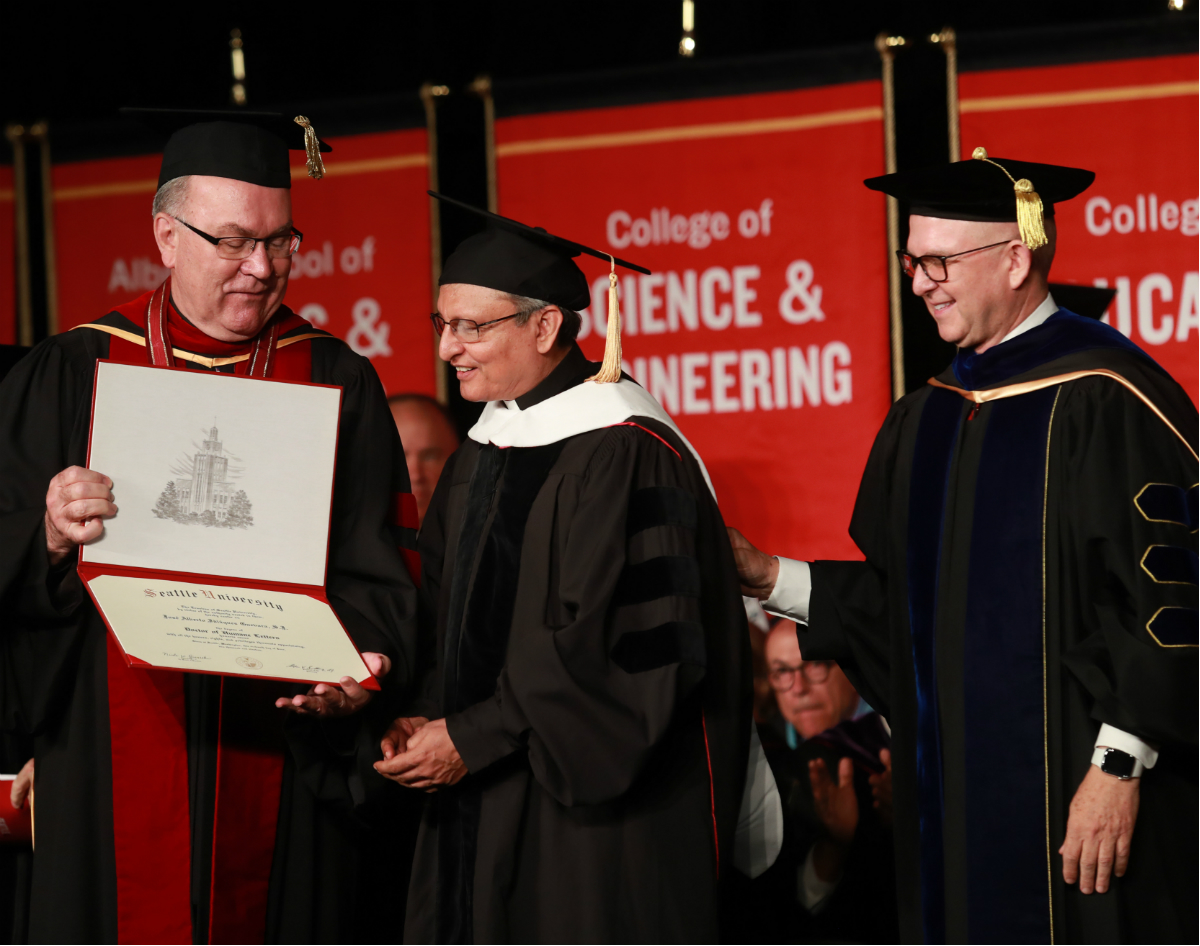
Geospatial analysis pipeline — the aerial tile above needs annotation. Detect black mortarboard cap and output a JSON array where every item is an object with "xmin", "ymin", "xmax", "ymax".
[
  {"xmin": 1048, "ymin": 283, "xmax": 1117, "ymax": 321},
  {"xmin": 433, "ymin": 191, "xmax": 649, "ymax": 311},
  {"xmin": 432, "ymin": 192, "xmax": 650, "ymax": 383},
  {"xmin": 865, "ymin": 148, "xmax": 1094, "ymax": 248},
  {"xmin": 121, "ymin": 108, "xmax": 332, "ymax": 190}
]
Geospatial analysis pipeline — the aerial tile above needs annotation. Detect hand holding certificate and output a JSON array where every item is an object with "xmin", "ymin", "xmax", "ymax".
[{"xmin": 79, "ymin": 361, "xmax": 378, "ymax": 689}]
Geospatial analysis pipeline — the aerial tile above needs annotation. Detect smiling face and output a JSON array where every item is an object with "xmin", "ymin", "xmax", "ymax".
[
  {"xmin": 766, "ymin": 620, "xmax": 861, "ymax": 739},
  {"xmin": 906, "ymin": 215, "xmax": 1050, "ymax": 352},
  {"xmin": 436, "ymin": 283, "xmax": 568, "ymax": 403},
  {"xmin": 153, "ymin": 175, "xmax": 292, "ymax": 342}
]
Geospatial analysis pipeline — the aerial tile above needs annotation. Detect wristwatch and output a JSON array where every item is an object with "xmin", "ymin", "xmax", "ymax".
[{"xmin": 1091, "ymin": 746, "xmax": 1144, "ymax": 780}]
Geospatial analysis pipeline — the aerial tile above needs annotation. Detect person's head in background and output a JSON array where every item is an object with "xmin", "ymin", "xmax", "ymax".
[
  {"xmin": 766, "ymin": 618, "xmax": 861, "ymax": 739},
  {"xmin": 388, "ymin": 394, "xmax": 460, "ymax": 526}
]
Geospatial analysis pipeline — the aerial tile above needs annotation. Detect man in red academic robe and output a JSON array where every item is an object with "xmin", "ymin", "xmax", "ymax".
[{"xmin": 0, "ymin": 110, "xmax": 420, "ymax": 942}]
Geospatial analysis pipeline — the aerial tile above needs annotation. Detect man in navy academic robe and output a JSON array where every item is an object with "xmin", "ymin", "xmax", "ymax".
[{"xmin": 731, "ymin": 151, "xmax": 1197, "ymax": 943}]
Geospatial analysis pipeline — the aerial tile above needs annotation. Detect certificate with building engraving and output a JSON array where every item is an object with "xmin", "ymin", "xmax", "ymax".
[
  {"xmin": 86, "ymin": 574, "xmax": 374, "ymax": 685},
  {"xmin": 83, "ymin": 361, "xmax": 341, "ymax": 587}
]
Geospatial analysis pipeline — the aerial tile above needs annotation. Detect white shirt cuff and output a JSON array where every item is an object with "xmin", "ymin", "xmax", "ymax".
[
  {"xmin": 763, "ymin": 557, "xmax": 811, "ymax": 622},
  {"xmin": 798, "ymin": 847, "xmax": 839, "ymax": 913},
  {"xmin": 1095, "ymin": 723, "xmax": 1158, "ymax": 770}
]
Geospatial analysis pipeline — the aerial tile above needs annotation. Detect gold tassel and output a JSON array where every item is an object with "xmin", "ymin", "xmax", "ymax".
[
  {"xmin": 588, "ymin": 257, "xmax": 623, "ymax": 383},
  {"xmin": 293, "ymin": 116, "xmax": 326, "ymax": 180},
  {"xmin": 971, "ymin": 146, "xmax": 1047, "ymax": 250}
]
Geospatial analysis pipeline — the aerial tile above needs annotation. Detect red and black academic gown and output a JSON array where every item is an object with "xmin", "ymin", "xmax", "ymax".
[
  {"xmin": 804, "ymin": 310, "xmax": 1198, "ymax": 943},
  {"xmin": 0, "ymin": 288, "xmax": 421, "ymax": 943}
]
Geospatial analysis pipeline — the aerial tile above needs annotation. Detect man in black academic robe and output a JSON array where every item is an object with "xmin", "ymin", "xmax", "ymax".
[
  {"xmin": 731, "ymin": 152, "xmax": 1198, "ymax": 943},
  {"xmin": 375, "ymin": 200, "xmax": 777, "ymax": 942},
  {"xmin": 0, "ymin": 112, "xmax": 420, "ymax": 942}
]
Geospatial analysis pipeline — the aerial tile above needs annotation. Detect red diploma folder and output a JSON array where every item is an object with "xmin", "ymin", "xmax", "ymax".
[
  {"xmin": 0, "ymin": 780, "xmax": 33, "ymax": 846},
  {"xmin": 78, "ymin": 361, "xmax": 378, "ymax": 690}
]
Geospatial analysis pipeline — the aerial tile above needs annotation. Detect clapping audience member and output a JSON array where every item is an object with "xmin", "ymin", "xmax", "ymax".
[{"xmin": 761, "ymin": 617, "xmax": 899, "ymax": 943}]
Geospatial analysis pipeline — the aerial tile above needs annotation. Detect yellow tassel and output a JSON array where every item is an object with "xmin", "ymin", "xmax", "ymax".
[
  {"xmin": 588, "ymin": 257, "xmax": 623, "ymax": 383},
  {"xmin": 971, "ymin": 146, "xmax": 1047, "ymax": 250},
  {"xmin": 293, "ymin": 116, "xmax": 326, "ymax": 180}
]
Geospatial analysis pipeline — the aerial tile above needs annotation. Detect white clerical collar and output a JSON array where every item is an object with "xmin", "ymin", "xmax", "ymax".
[
  {"xmin": 1000, "ymin": 292, "xmax": 1058, "ymax": 344},
  {"xmin": 470, "ymin": 378, "xmax": 716, "ymax": 498}
]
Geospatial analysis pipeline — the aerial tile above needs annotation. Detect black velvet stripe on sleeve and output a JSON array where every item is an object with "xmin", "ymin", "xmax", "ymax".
[
  {"xmin": 1141, "ymin": 545, "xmax": 1199, "ymax": 585},
  {"xmin": 612, "ymin": 556, "xmax": 701, "ymax": 607},
  {"xmin": 610, "ymin": 620, "xmax": 706, "ymax": 673},
  {"xmin": 626, "ymin": 486, "xmax": 697, "ymax": 536}
]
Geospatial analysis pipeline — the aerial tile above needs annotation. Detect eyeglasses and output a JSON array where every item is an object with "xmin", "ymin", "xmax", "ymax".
[
  {"xmin": 767, "ymin": 660, "xmax": 833, "ymax": 691},
  {"xmin": 895, "ymin": 241, "xmax": 1011, "ymax": 283},
  {"xmin": 174, "ymin": 217, "xmax": 303, "ymax": 260},
  {"xmin": 430, "ymin": 309, "xmax": 538, "ymax": 343}
]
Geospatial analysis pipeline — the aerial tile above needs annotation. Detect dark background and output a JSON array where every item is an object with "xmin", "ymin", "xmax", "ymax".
[
  {"xmin": 3, "ymin": 1, "xmax": 1195, "ymax": 407},
  {"xmin": 0, "ymin": 1, "xmax": 1184, "ymax": 125}
]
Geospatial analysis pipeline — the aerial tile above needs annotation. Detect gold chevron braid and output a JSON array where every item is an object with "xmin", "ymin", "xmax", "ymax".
[
  {"xmin": 53, "ymin": 153, "xmax": 428, "ymax": 202},
  {"xmin": 71, "ymin": 324, "xmax": 331, "ymax": 367},
  {"xmin": 496, "ymin": 106, "xmax": 884, "ymax": 158},
  {"xmin": 960, "ymin": 80, "xmax": 1198, "ymax": 114},
  {"xmin": 927, "ymin": 370, "xmax": 1199, "ymax": 461}
]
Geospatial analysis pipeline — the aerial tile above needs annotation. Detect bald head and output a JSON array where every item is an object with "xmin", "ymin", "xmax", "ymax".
[
  {"xmin": 389, "ymin": 395, "xmax": 459, "ymax": 526},
  {"xmin": 905, "ymin": 215, "xmax": 1057, "ymax": 353}
]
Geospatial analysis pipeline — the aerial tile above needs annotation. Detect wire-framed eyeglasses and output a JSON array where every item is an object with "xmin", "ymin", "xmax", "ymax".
[
  {"xmin": 430, "ymin": 308, "xmax": 540, "ymax": 343},
  {"xmin": 174, "ymin": 217, "xmax": 303, "ymax": 260},
  {"xmin": 895, "ymin": 240, "xmax": 1011, "ymax": 283},
  {"xmin": 767, "ymin": 660, "xmax": 833, "ymax": 691}
]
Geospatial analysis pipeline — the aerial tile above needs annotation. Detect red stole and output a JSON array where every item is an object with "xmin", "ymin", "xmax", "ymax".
[{"xmin": 101, "ymin": 281, "xmax": 312, "ymax": 944}]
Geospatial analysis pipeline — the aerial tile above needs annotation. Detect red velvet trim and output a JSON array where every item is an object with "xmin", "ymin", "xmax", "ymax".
[
  {"xmin": 701, "ymin": 713, "xmax": 720, "ymax": 880},
  {"xmin": 391, "ymin": 492, "xmax": 420, "ymax": 530},
  {"xmin": 605, "ymin": 421, "xmax": 683, "ymax": 460},
  {"xmin": 207, "ymin": 679, "xmax": 287, "ymax": 944},
  {"xmin": 106, "ymin": 635, "xmax": 192, "ymax": 944}
]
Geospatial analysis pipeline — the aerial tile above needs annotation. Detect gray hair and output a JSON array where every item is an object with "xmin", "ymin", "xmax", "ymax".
[
  {"xmin": 151, "ymin": 176, "xmax": 191, "ymax": 218},
  {"xmin": 506, "ymin": 293, "xmax": 582, "ymax": 349}
]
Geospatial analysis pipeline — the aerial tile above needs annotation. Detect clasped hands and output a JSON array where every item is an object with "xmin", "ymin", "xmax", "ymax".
[{"xmin": 374, "ymin": 717, "xmax": 468, "ymax": 791}]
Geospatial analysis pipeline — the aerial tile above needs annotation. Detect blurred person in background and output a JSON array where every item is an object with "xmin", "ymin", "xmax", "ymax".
[
  {"xmin": 752, "ymin": 617, "xmax": 899, "ymax": 943},
  {"xmin": 388, "ymin": 393, "xmax": 460, "ymax": 528}
]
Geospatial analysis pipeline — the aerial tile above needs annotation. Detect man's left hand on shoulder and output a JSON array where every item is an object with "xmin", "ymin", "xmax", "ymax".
[
  {"xmin": 1060, "ymin": 763, "xmax": 1140, "ymax": 895},
  {"xmin": 276, "ymin": 652, "xmax": 391, "ymax": 717}
]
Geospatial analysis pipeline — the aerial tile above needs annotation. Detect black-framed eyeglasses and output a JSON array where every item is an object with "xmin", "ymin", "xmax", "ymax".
[
  {"xmin": 174, "ymin": 217, "xmax": 303, "ymax": 261},
  {"xmin": 767, "ymin": 660, "xmax": 833, "ymax": 691},
  {"xmin": 896, "ymin": 241, "xmax": 1011, "ymax": 283},
  {"xmin": 430, "ymin": 309, "xmax": 537, "ymax": 343}
]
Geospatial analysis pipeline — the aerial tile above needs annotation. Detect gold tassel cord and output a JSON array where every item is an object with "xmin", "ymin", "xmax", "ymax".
[
  {"xmin": 588, "ymin": 257, "xmax": 623, "ymax": 383},
  {"xmin": 293, "ymin": 116, "xmax": 326, "ymax": 180},
  {"xmin": 971, "ymin": 146, "xmax": 1047, "ymax": 250}
]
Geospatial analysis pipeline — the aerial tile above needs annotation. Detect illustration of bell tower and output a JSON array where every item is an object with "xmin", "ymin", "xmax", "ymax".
[{"xmin": 187, "ymin": 425, "xmax": 230, "ymax": 515}]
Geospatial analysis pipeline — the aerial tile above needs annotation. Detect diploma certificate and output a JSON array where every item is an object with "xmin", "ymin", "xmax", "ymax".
[
  {"xmin": 80, "ymin": 361, "xmax": 375, "ymax": 686},
  {"xmin": 86, "ymin": 574, "xmax": 374, "ymax": 686}
]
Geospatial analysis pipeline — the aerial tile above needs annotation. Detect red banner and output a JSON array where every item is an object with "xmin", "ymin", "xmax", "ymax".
[
  {"xmin": 0, "ymin": 167, "xmax": 14, "ymax": 345},
  {"xmin": 959, "ymin": 53, "xmax": 1199, "ymax": 402},
  {"xmin": 496, "ymin": 82, "xmax": 890, "ymax": 560},
  {"xmin": 51, "ymin": 127, "xmax": 436, "ymax": 396}
]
